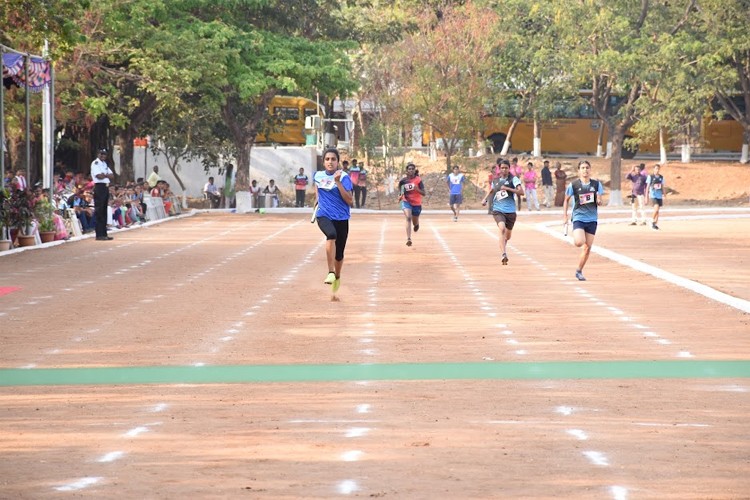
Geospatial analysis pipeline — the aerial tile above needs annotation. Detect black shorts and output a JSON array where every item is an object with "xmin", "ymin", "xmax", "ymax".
[{"xmin": 492, "ymin": 212, "xmax": 517, "ymax": 230}]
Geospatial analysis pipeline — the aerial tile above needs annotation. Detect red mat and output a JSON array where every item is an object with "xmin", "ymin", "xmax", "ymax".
[{"xmin": 0, "ymin": 287, "xmax": 21, "ymax": 297}]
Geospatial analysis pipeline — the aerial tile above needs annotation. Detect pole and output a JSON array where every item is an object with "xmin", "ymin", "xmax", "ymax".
[
  {"xmin": 25, "ymin": 54, "xmax": 31, "ymax": 182},
  {"xmin": 42, "ymin": 41, "xmax": 52, "ymax": 192},
  {"xmin": 1, "ymin": 46, "xmax": 5, "ymax": 175}
]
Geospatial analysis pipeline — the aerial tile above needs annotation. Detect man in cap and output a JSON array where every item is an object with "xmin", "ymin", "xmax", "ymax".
[{"xmin": 92, "ymin": 149, "xmax": 114, "ymax": 240}]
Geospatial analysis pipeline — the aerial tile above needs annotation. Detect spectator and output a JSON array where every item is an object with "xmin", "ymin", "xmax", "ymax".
[
  {"xmin": 250, "ymin": 179, "xmax": 261, "ymax": 208},
  {"xmin": 349, "ymin": 159, "xmax": 362, "ymax": 208},
  {"xmin": 356, "ymin": 163, "xmax": 368, "ymax": 208},
  {"xmin": 203, "ymin": 176, "xmax": 222, "ymax": 208},
  {"xmin": 626, "ymin": 163, "xmax": 647, "ymax": 226},
  {"xmin": 554, "ymin": 161, "xmax": 567, "ymax": 207},
  {"xmin": 523, "ymin": 161, "xmax": 540, "ymax": 211},
  {"xmin": 68, "ymin": 189, "xmax": 95, "ymax": 233},
  {"xmin": 264, "ymin": 179, "xmax": 280, "ymax": 207},
  {"xmin": 12, "ymin": 168, "xmax": 28, "ymax": 192},
  {"xmin": 540, "ymin": 160, "xmax": 554, "ymax": 208},
  {"xmin": 510, "ymin": 157, "xmax": 523, "ymax": 210},
  {"xmin": 293, "ymin": 168, "xmax": 309, "ymax": 208},
  {"xmin": 147, "ymin": 165, "xmax": 161, "ymax": 188}
]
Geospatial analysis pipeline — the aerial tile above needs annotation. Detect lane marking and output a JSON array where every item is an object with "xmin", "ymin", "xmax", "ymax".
[
  {"xmin": 2, "ymin": 360, "xmax": 748, "ymax": 386},
  {"xmin": 535, "ymin": 221, "xmax": 750, "ymax": 314}
]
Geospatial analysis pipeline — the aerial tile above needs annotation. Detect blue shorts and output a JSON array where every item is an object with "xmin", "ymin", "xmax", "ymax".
[
  {"xmin": 449, "ymin": 194, "xmax": 463, "ymax": 205},
  {"xmin": 400, "ymin": 201, "xmax": 422, "ymax": 216},
  {"xmin": 573, "ymin": 220, "xmax": 598, "ymax": 235}
]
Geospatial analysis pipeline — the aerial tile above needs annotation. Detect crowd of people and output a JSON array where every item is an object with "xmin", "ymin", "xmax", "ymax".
[{"xmin": 2, "ymin": 154, "xmax": 183, "ymax": 245}]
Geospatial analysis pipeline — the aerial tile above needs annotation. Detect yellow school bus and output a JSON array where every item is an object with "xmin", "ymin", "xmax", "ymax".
[
  {"xmin": 255, "ymin": 96, "xmax": 323, "ymax": 145},
  {"xmin": 422, "ymin": 94, "xmax": 745, "ymax": 156}
]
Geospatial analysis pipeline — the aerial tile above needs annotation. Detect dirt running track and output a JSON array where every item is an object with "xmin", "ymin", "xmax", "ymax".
[{"xmin": 1, "ymin": 208, "xmax": 749, "ymax": 499}]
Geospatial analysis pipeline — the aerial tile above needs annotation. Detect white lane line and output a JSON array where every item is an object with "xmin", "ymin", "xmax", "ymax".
[
  {"xmin": 356, "ymin": 404, "xmax": 371, "ymax": 414},
  {"xmin": 123, "ymin": 426, "xmax": 149, "ymax": 437},
  {"xmin": 97, "ymin": 451, "xmax": 125, "ymax": 463},
  {"xmin": 337, "ymin": 480, "xmax": 360, "ymax": 494},
  {"xmin": 583, "ymin": 450, "xmax": 609, "ymax": 466},
  {"xmin": 566, "ymin": 429, "xmax": 589, "ymax": 440},
  {"xmin": 345, "ymin": 427, "xmax": 371, "ymax": 438},
  {"xmin": 535, "ymin": 221, "xmax": 750, "ymax": 314},
  {"xmin": 54, "ymin": 477, "xmax": 102, "ymax": 492},
  {"xmin": 610, "ymin": 485, "xmax": 629, "ymax": 500},
  {"xmin": 340, "ymin": 450, "xmax": 364, "ymax": 462}
]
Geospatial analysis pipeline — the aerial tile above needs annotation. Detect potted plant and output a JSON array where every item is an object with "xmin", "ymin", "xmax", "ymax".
[
  {"xmin": 8, "ymin": 189, "xmax": 36, "ymax": 246},
  {"xmin": 35, "ymin": 197, "xmax": 56, "ymax": 243},
  {"xmin": 0, "ymin": 186, "xmax": 11, "ymax": 251}
]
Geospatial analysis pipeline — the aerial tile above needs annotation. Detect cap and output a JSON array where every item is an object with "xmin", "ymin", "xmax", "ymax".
[{"xmin": 98, "ymin": 148, "xmax": 108, "ymax": 154}]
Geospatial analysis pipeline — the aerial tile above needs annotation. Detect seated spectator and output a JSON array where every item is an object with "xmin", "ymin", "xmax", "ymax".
[
  {"xmin": 203, "ymin": 176, "xmax": 222, "ymax": 208},
  {"xmin": 250, "ymin": 179, "xmax": 261, "ymax": 207},
  {"xmin": 263, "ymin": 179, "xmax": 280, "ymax": 207},
  {"xmin": 67, "ymin": 189, "xmax": 95, "ymax": 233}
]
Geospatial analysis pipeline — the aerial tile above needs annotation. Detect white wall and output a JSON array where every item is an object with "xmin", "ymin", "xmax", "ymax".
[{"xmin": 114, "ymin": 146, "xmax": 318, "ymax": 197}]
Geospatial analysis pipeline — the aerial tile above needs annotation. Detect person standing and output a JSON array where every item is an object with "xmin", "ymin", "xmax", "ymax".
[
  {"xmin": 481, "ymin": 159, "xmax": 523, "ymax": 265},
  {"xmin": 399, "ymin": 163, "xmax": 426, "ymax": 247},
  {"xmin": 294, "ymin": 168, "xmax": 309, "ymax": 207},
  {"xmin": 147, "ymin": 165, "xmax": 161, "ymax": 188},
  {"xmin": 356, "ymin": 163, "xmax": 368, "ymax": 208},
  {"xmin": 626, "ymin": 163, "xmax": 647, "ymax": 225},
  {"xmin": 646, "ymin": 163, "xmax": 665, "ymax": 230},
  {"xmin": 349, "ymin": 159, "xmax": 362, "ymax": 208},
  {"xmin": 540, "ymin": 160, "xmax": 554, "ymax": 208},
  {"xmin": 510, "ymin": 157, "xmax": 523, "ymax": 210},
  {"xmin": 523, "ymin": 161, "xmax": 540, "ymax": 211},
  {"xmin": 563, "ymin": 160, "xmax": 604, "ymax": 281},
  {"xmin": 447, "ymin": 164, "xmax": 466, "ymax": 221},
  {"xmin": 313, "ymin": 147, "xmax": 353, "ymax": 294},
  {"xmin": 554, "ymin": 161, "xmax": 567, "ymax": 207},
  {"xmin": 91, "ymin": 148, "xmax": 114, "ymax": 241},
  {"xmin": 250, "ymin": 180, "xmax": 261, "ymax": 208},
  {"xmin": 264, "ymin": 179, "xmax": 280, "ymax": 207}
]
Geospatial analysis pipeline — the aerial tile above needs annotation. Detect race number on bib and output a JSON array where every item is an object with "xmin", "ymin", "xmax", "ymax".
[
  {"xmin": 318, "ymin": 178, "xmax": 336, "ymax": 190},
  {"xmin": 653, "ymin": 183, "xmax": 662, "ymax": 190},
  {"xmin": 578, "ymin": 192, "xmax": 595, "ymax": 205},
  {"xmin": 405, "ymin": 182, "xmax": 415, "ymax": 191},
  {"xmin": 495, "ymin": 189, "xmax": 509, "ymax": 200}
]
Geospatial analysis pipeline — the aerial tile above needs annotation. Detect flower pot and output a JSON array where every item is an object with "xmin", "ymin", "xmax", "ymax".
[
  {"xmin": 0, "ymin": 240, "xmax": 11, "ymax": 252},
  {"xmin": 17, "ymin": 234, "xmax": 36, "ymax": 247},
  {"xmin": 39, "ymin": 231, "xmax": 56, "ymax": 243}
]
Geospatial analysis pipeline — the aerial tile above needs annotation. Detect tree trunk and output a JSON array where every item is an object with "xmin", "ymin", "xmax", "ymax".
[
  {"xmin": 596, "ymin": 120, "xmax": 605, "ymax": 157},
  {"xmin": 117, "ymin": 129, "xmax": 136, "ymax": 182},
  {"xmin": 533, "ymin": 117, "xmax": 541, "ymax": 157},
  {"xmin": 741, "ymin": 129, "xmax": 749, "ymax": 164},
  {"xmin": 501, "ymin": 119, "xmax": 519, "ymax": 155},
  {"xmin": 608, "ymin": 125, "xmax": 626, "ymax": 206},
  {"xmin": 659, "ymin": 128, "xmax": 668, "ymax": 165}
]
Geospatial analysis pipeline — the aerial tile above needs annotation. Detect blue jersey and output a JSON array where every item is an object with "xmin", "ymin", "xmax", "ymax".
[
  {"xmin": 647, "ymin": 174, "xmax": 664, "ymax": 199},
  {"xmin": 566, "ymin": 179, "xmax": 604, "ymax": 223},
  {"xmin": 448, "ymin": 172, "xmax": 465, "ymax": 195},
  {"xmin": 491, "ymin": 175, "xmax": 521, "ymax": 213},
  {"xmin": 314, "ymin": 170, "xmax": 352, "ymax": 220}
]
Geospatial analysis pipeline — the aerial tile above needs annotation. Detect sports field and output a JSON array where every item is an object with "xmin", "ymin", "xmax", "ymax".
[{"xmin": 1, "ymin": 207, "xmax": 749, "ymax": 498}]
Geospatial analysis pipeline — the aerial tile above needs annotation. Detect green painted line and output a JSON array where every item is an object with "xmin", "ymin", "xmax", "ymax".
[{"xmin": 0, "ymin": 361, "xmax": 749, "ymax": 387}]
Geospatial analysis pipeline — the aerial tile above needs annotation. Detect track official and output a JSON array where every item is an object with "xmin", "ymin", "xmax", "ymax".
[{"xmin": 92, "ymin": 148, "xmax": 114, "ymax": 241}]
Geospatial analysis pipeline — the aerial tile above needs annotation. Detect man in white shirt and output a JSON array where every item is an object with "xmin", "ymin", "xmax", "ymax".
[
  {"xmin": 91, "ymin": 149, "xmax": 114, "ymax": 240},
  {"xmin": 203, "ymin": 176, "xmax": 222, "ymax": 208}
]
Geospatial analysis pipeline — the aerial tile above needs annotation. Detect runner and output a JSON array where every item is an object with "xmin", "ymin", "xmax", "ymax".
[
  {"xmin": 313, "ymin": 148, "xmax": 353, "ymax": 293},
  {"xmin": 481, "ymin": 159, "xmax": 523, "ymax": 265},
  {"xmin": 646, "ymin": 163, "xmax": 665, "ymax": 230},
  {"xmin": 562, "ymin": 160, "xmax": 605, "ymax": 281},
  {"xmin": 398, "ymin": 163, "xmax": 425, "ymax": 247},
  {"xmin": 447, "ymin": 164, "xmax": 466, "ymax": 221}
]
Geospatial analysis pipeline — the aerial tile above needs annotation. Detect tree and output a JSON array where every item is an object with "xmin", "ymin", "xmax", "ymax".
[
  {"xmin": 692, "ymin": 0, "xmax": 750, "ymax": 163},
  {"xmin": 559, "ymin": 0, "xmax": 698, "ymax": 204},
  {"xmin": 386, "ymin": 2, "xmax": 502, "ymax": 168}
]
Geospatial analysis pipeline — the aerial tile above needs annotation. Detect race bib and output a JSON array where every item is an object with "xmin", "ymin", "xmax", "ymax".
[
  {"xmin": 494, "ymin": 189, "xmax": 509, "ymax": 201},
  {"xmin": 578, "ymin": 192, "xmax": 595, "ymax": 205},
  {"xmin": 318, "ymin": 177, "xmax": 336, "ymax": 190},
  {"xmin": 404, "ymin": 182, "xmax": 415, "ymax": 191},
  {"xmin": 653, "ymin": 183, "xmax": 662, "ymax": 190}
]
